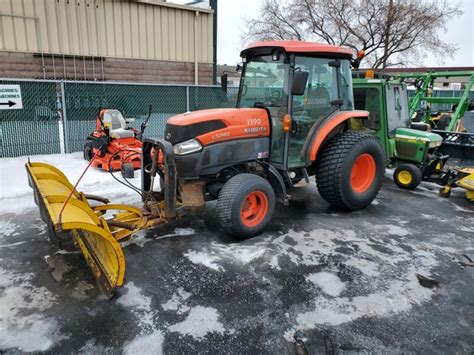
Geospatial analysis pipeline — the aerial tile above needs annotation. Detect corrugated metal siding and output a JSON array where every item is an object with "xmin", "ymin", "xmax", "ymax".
[{"xmin": 0, "ymin": 0, "xmax": 213, "ymax": 63}]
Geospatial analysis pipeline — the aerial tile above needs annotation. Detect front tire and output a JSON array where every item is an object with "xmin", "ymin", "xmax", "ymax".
[
  {"xmin": 394, "ymin": 164, "xmax": 422, "ymax": 190},
  {"xmin": 216, "ymin": 173, "xmax": 275, "ymax": 238},
  {"xmin": 83, "ymin": 144, "xmax": 93, "ymax": 161},
  {"xmin": 315, "ymin": 131, "xmax": 385, "ymax": 210}
]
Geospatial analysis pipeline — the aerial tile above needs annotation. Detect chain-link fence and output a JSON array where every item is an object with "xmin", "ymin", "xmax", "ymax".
[
  {"xmin": 0, "ymin": 79, "xmax": 238, "ymax": 157},
  {"xmin": 0, "ymin": 79, "xmax": 61, "ymax": 157},
  {"xmin": 1, "ymin": 80, "xmax": 472, "ymax": 158}
]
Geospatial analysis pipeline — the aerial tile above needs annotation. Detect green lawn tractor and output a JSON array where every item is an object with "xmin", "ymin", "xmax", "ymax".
[{"xmin": 352, "ymin": 71, "xmax": 450, "ymax": 190}]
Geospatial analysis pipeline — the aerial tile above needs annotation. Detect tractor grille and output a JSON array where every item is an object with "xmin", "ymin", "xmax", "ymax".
[
  {"xmin": 176, "ymin": 157, "xmax": 198, "ymax": 176},
  {"xmin": 396, "ymin": 141, "xmax": 419, "ymax": 158}
]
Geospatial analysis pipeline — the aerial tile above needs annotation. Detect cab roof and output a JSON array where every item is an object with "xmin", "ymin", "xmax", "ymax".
[{"xmin": 240, "ymin": 40, "xmax": 353, "ymax": 59}]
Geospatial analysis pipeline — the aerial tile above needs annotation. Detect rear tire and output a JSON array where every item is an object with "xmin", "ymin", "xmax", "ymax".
[
  {"xmin": 315, "ymin": 131, "xmax": 385, "ymax": 210},
  {"xmin": 394, "ymin": 164, "xmax": 422, "ymax": 190},
  {"xmin": 216, "ymin": 173, "xmax": 275, "ymax": 238}
]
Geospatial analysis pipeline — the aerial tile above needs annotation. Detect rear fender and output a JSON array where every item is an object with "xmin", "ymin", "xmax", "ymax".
[
  {"xmin": 262, "ymin": 163, "xmax": 289, "ymax": 206},
  {"xmin": 305, "ymin": 110, "xmax": 369, "ymax": 163}
]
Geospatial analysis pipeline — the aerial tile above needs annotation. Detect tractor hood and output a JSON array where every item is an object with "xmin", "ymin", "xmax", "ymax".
[
  {"xmin": 395, "ymin": 127, "xmax": 443, "ymax": 148},
  {"xmin": 165, "ymin": 108, "xmax": 270, "ymax": 146}
]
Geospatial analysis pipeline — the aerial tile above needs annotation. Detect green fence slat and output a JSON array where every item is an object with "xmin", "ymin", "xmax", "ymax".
[{"xmin": 0, "ymin": 80, "xmax": 60, "ymax": 157}]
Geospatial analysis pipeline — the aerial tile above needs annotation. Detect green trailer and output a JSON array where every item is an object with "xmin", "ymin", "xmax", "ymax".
[{"xmin": 352, "ymin": 71, "xmax": 450, "ymax": 189}]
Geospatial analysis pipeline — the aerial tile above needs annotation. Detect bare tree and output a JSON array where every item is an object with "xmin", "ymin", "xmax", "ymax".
[{"xmin": 242, "ymin": 0, "xmax": 461, "ymax": 68}]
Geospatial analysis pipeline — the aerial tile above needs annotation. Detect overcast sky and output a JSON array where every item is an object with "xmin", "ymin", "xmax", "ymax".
[{"xmin": 216, "ymin": 0, "xmax": 474, "ymax": 67}]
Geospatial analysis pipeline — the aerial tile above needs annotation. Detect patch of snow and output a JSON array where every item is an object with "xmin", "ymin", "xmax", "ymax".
[
  {"xmin": 294, "ymin": 270, "xmax": 433, "ymax": 329},
  {"xmin": 122, "ymin": 228, "xmax": 196, "ymax": 248},
  {"xmin": 344, "ymin": 258, "xmax": 381, "ymax": 277},
  {"xmin": 458, "ymin": 225, "xmax": 473, "ymax": 233},
  {"xmin": 0, "ymin": 241, "xmax": 27, "ymax": 248},
  {"xmin": 121, "ymin": 230, "xmax": 151, "ymax": 248},
  {"xmin": 156, "ymin": 227, "xmax": 196, "ymax": 240},
  {"xmin": 117, "ymin": 282, "xmax": 155, "ymax": 332},
  {"xmin": 168, "ymin": 306, "xmax": 226, "ymax": 339},
  {"xmin": 306, "ymin": 272, "xmax": 345, "ymax": 297},
  {"xmin": 211, "ymin": 242, "xmax": 266, "ymax": 264},
  {"xmin": 0, "ymin": 263, "xmax": 64, "ymax": 351},
  {"xmin": 184, "ymin": 250, "xmax": 224, "ymax": 271},
  {"xmin": 161, "ymin": 287, "xmax": 192, "ymax": 314},
  {"xmin": 385, "ymin": 224, "xmax": 411, "ymax": 236},
  {"xmin": 0, "ymin": 221, "xmax": 21, "ymax": 237},
  {"xmin": 371, "ymin": 199, "xmax": 380, "ymax": 206},
  {"xmin": 123, "ymin": 330, "xmax": 164, "ymax": 355},
  {"xmin": 452, "ymin": 204, "xmax": 473, "ymax": 213},
  {"xmin": 363, "ymin": 221, "xmax": 410, "ymax": 237},
  {"xmin": 54, "ymin": 249, "xmax": 81, "ymax": 255},
  {"xmin": 78, "ymin": 340, "xmax": 97, "ymax": 353},
  {"xmin": 0, "ymin": 152, "xmax": 141, "ymax": 215},
  {"xmin": 173, "ymin": 228, "xmax": 195, "ymax": 236},
  {"xmin": 44, "ymin": 255, "xmax": 73, "ymax": 282}
]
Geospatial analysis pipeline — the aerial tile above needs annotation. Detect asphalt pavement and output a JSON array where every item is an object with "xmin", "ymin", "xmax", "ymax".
[{"xmin": 0, "ymin": 175, "xmax": 473, "ymax": 353}]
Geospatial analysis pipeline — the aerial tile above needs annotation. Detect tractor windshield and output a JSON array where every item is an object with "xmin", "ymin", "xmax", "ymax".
[
  {"xmin": 239, "ymin": 55, "xmax": 289, "ymax": 164},
  {"xmin": 238, "ymin": 55, "xmax": 289, "ymax": 110}
]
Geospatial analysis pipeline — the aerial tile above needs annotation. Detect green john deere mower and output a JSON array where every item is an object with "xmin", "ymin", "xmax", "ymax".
[{"xmin": 352, "ymin": 71, "xmax": 449, "ymax": 190}]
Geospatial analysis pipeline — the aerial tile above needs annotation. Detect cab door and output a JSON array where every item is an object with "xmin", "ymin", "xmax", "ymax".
[
  {"xmin": 287, "ymin": 57, "xmax": 340, "ymax": 168},
  {"xmin": 385, "ymin": 84, "xmax": 410, "ymax": 137}
]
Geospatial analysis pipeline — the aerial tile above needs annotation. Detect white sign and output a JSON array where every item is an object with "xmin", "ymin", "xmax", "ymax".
[{"xmin": 0, "ymin": 84, "xmax": 23, "ymax": 110}]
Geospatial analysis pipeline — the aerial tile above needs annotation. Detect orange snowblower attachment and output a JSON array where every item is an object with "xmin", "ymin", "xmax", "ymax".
[{"xmin": 25, "ymin": 161, "xmax": 156, "ymax": 297}]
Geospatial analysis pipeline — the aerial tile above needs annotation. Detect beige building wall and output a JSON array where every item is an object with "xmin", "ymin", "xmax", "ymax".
[{"xmin": 0, "ymin": 0, "xmax": 213, "ymax": 63}]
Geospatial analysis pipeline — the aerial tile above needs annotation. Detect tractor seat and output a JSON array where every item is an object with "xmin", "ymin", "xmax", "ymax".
[
  {"xmin": 307, "ymin": 86, "xmax": 330, "ymax": 106},
  {"xmin": 102, "ymin": 110, "xmax": 135, "ymax": 139},
  {"xmin": 305, "ymin": 86, "xmax": 330, "ymax": 119}
]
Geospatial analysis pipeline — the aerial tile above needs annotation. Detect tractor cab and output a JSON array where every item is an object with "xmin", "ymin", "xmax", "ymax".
[{"xmin": 236, "ymin": 41, "xmax": 354, "ymax": 169}]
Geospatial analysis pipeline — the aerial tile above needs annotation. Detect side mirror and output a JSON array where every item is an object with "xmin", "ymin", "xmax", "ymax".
[
  {"xmin": 221, "ymin": 73, "xmax": 228, "ymax": 93},
  {"xmin": 291, "ymin": 71, "xmax": 309, "ymax": 96}
]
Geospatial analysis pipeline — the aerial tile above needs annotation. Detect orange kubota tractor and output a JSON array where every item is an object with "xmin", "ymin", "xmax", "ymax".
[{"xmin": 26, "ymin": 41, "xmax": 386, "ymax": 297}]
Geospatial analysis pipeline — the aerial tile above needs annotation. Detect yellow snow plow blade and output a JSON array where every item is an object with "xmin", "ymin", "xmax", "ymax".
[{"xmin": 25, "ymin": 161, "xmax": 153, "ymax": 297}]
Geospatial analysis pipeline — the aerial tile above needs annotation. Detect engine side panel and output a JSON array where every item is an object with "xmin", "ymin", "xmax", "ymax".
[{"xmin": 175, "ymin": 138, "xmax": 270, "ymax": 179}]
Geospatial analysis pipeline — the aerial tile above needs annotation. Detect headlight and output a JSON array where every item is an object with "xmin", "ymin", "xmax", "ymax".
[
  {"xmin": 173, "ymin": 138, "xmax": 202, "ymax": 155},
  {"xmin": 429, "ymin": 140, "xmax": 442, "ymax": 149}
]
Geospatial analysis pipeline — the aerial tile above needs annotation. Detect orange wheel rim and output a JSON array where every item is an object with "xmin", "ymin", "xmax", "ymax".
[
  {"xmin": 350, "ymin": 153, "xmax": 376, "ymax": 193},
  {"xmin": 240, "ymin": 191, "xmax": 269, "ymax": 227}
]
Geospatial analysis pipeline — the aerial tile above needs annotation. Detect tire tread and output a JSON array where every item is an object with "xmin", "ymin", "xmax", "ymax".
[{"xmin": 316, "ymin": 130, "xmax": 383, "ymax": 210}]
